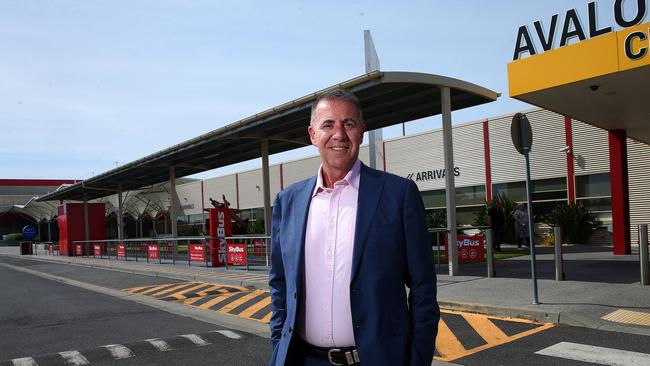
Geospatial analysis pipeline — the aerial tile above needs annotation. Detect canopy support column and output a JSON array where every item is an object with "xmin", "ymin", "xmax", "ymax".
[
  {"xmin": 117, "ymin": 185, "xmax": 124, "ymax": 241},
  {"xmin": 83, "ymin": 193, "xmax": 89, "ymax": 241},
  {"xmin": 261, "ymin": 138, "xmax": 272, "ymax": 236},
  {"xmin": 170, "ymin": 166, "xmax": 179, "ymax": 256},
  {"xmin": 442, "ymin": 86, "xmax": 458, "ymax": 276}
]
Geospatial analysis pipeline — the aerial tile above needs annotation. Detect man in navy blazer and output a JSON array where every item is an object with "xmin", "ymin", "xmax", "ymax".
[{"xmin": 269, "ymin": 89, "xmax": 439, "ymax": 366}]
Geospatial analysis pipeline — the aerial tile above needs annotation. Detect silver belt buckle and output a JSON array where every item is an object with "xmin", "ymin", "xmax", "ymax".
[{"xmin": 328, "ymin": 348, "xmax": 344, "ymax": 366}]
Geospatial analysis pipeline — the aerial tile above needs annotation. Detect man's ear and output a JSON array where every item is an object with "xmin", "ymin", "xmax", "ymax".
[{"xmin": 308, "ymin": 125, "xmax": 316, "ymax": 146}]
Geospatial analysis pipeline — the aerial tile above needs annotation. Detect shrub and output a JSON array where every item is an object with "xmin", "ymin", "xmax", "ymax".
[
  {"xmin": 543, "ymin": 202, "xmax": 601, "ymax": 243},
  {"xmin": 427, "ymin": 209, "xmax": 447, "ymax": 228}
]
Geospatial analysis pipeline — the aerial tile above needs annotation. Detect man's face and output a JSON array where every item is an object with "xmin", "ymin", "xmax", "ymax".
[{"xmin": 308, "ymin": 99, "xmax": 365, "ymax": 178}]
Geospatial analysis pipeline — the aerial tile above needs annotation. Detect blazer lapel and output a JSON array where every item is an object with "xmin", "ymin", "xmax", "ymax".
[
  {"xmin": 290, "ymin": 176, "xmax": 316, "ymax": 290},
  {"xmin": 351, "ymin": 164, "xmax": 384, "ymax": 281}
]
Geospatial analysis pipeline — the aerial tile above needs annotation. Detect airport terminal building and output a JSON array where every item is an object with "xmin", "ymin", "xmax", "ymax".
[{"xmin": 171, "ymin": 107, "xmax": 649, "ymax": 245}]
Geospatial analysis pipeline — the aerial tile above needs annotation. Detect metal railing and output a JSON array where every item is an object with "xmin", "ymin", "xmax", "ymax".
[
  {"xmin": 67, "ymin": 235, "xmax": 271, "ymax": 271},
  {"xmin": 428, "ymin": 226, "xmax": 491, "ymax": 276}
]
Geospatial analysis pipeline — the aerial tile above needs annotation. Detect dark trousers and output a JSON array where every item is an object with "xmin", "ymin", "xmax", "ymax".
[{"xmin": 493, "ymin": 226, "xmax": 504, "ymax": 250}]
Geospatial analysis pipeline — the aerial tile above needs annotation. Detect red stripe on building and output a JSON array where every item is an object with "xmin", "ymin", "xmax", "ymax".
[
  {"xmin": 565, "ymin": 116, "xmax": 576, "ymax": 203},
  {"xmin": 608, "ymin": 130, "xmax": 631, "ymax": 255},
  {"xmin": 482, "ymin": 120, "xmax": 492, "ymax": 202},
  {"xmin": 235, "ymin": 173, "xmax": 240, "ymax": 209},
  {"xmin": 0, "ymin": 179, "xmax": 77, "ymax": 186}
]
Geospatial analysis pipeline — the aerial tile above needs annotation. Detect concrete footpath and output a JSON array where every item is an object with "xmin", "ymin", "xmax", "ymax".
[{"xmin": 2, "ymin": 244, "xmax": 649, "ymax": 337}]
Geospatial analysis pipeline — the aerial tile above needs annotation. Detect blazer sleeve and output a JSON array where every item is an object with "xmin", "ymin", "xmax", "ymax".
[
  {"xmin": 268, "ymin": 193, "xmax": 287, "ymax": 349},
  {"xmin": 403, "ymin": 180, "xmax": 439, "ymax": 366}
]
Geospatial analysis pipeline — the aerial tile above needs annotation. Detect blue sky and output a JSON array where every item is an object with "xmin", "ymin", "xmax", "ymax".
[{"xmin": 0, "ymin": 1, "xmax": 631, "ymax": 180}]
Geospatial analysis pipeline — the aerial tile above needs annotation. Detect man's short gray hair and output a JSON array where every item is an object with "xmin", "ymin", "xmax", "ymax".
[{"xmin": 309, "ymin": 89, "xmax": 363, "ymax": 126}]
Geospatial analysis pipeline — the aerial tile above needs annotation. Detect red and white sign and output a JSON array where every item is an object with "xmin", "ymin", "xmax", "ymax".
[
  {"xmin": 75, "ymin": 244, "xmax": 83, "ymax": 256},
  {"xmin": 209, "ymin": 208, "xmax": 231, "ymax": 267},
  {"xmin": 252, "ymin": 239, "xmax": 266, "ymax": 256},
  {"xmin": 93, "ymin": 244, "xmax": 101, "ymax": 257},
  {"xmin": 227, "ymin": 243, "xmax": 247, "ymax": 265},
  {"xmin": 117, "ymin": 244, "xmax": 126, "ymax": 258},
  {"xmin": 444, "ymin": 235, "xmax": 486, "ymax": 263},
  {"xmin": 189, "ymin": 243, "xmax": 206, "ymax": 263},
  {"xmin": 147, "ymin": 244, "xmax": 159, "ymax": 260},
  {"xmin": 48, "ymin": 244, "xmax": 54, "ymax": 254}
]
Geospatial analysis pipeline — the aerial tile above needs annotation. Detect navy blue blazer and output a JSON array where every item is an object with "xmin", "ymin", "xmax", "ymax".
[{"xmin": 268, "ymin": 163, "xmax": 439, "ymax": 366}]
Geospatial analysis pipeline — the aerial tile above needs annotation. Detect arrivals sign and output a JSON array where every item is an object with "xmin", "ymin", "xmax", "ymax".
[
  {"xmin": 189, "ymin": 243, "xmax": 206, "ymax": 263},
  {"xmin": 406, "ymin": 167, "xmax": 460, "ymax": 182},
  {"xmin": 513, "ymin": 0, "xmax": 649, "ymax": 60},
  {"xmin": 227, "ymin": 243, "xmax": 247, "ymax": 266},
  {"xmin": 444, "ymin": 235, "xmax": 485, "ymax": 263}
]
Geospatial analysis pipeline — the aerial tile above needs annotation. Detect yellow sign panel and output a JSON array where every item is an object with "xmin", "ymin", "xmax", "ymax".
[
  {"xmin": 508, "ymin": 21, "xmax": 650, "ymax": 97},
  {"xmin": 617, "ymin": 22, "xmax": 650, "ymax": 71}
]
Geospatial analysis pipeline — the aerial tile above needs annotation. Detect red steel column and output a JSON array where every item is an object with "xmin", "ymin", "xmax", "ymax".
[
  {"xmin": 235, "ymin": 173, "xmax": 240, "ymax": 209},
  {"xmin": 608, "ymin": 130, "xmax": 631, "ymax": 255},
  {"xmin": 565, "ymin": 116, "xmax": 576, "ymax": 203},
  {"xmin": 482, "ymin": 120, "xmax": 492, "ymax": 202}
]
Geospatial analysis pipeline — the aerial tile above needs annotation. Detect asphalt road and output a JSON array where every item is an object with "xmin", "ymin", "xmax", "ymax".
[
  {"xmin": 2, "ymin": 255, "xmax": 649, "ymax": 366},
  {"xmin": 0, "ymin": 256, "xmax": 271, "ymax": 365}
]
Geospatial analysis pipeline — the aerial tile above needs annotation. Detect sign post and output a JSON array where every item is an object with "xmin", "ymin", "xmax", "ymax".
[{"xmin": 511, "ymin": 112, "xmax": 540, "ymax": 305}]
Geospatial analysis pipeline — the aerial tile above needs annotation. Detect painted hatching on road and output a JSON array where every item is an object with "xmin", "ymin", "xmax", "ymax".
[{"xmin": 125, "ymin": 281, "xmax": 554, "ymax": 362}]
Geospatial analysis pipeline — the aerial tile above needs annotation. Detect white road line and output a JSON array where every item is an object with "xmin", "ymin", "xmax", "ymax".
[
  {"xmin": 103, "ymin": 344, "xmax": 135, "ymax": 359},
  {"xmin": 58, "ymin": 351, "xmax": 90, "ymax": 366},
  {"xmin": 181, "ymin": 334, "xmax": 211, "ymax": 346},
  {"xmin": 212, "ymin": 330, "xmax": 242, "ymax": 339},
  {"xmin": 11, "ymin": 357, "xmax": 38, "ymax": 366},
  {"xmin": 146, "ymin": 338, "xmax": 172, "ymax": 352},
  {"xmin": 535, "ymin": 342, "xmax": 650, "ymax": 366}
]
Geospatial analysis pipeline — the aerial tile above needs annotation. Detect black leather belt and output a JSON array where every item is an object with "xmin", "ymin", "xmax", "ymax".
[{"xmin": 300, "ymin": 339, "xmax": 360, "ymax": 365}]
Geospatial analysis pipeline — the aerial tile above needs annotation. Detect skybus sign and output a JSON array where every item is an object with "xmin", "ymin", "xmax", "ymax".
[{"xmin": 513, "ymin": 0, "xmax": 649, "ymax": 61}]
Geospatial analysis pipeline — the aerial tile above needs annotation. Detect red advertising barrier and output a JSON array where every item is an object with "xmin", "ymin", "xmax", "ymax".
[
  {"xmin": 75, "ymin": 244, "xmax": 83, "ymax": 256},
  {"xmin": 444, "ymin": 235, "xmax": 486, "ymax": 263},
  {"xmin": 208, "ymin": 208, "xmax": 231, "ymax": 267},
  {"xmin": 93, "ymin": 244, "xmax": 102, "ymax": 257},
  {"xmin": 48, "ymin": 244, "xmax": 54, "ymax": 255},
  {"xmin": 189, "ymin": 243, "xmax": 206, "ymax": 263},
  {"xmin": 227, "ymin": 243, "xmax": 247, "ymax": 265},
  {"xmin": 147, "ymin": 244, "xmax": 159, "ymax": 261},
  {"xmin": 117, "ymin": 244, "xmax": 126, "ymax": 258}
]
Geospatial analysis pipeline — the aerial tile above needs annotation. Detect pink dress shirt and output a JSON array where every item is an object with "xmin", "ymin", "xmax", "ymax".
[{"xmin": 297, "ymin": 159, "xmax": 361, "ymax": 347}]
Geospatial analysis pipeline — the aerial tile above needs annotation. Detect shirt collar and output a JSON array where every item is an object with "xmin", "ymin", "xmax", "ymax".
[{"xmin": 312, "ymin": 159, "xmax": 361, "ymax": 197}]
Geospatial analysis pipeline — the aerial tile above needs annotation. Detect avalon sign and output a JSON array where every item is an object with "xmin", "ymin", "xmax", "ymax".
[{"xmin": 513, "ymin": 0, "xmax": 648, "ymax": 60}]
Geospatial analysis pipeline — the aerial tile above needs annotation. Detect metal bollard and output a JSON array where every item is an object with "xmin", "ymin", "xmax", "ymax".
[
  {"xmin": 554, "ymin": 226, "xmax": 564, "ymax": 281},
  {"xmin": 486, "ymin": 229, "xmax": 495, "ymax": 278},
  {"xmin": 640, "ymin": 224, "xmax": 649, "ymax": 286}
]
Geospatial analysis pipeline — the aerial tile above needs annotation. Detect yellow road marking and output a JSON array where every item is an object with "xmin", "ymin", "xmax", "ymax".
[
  {"xmin": 150, "ymin": 282, "xmax": 198, "ymax": 297},
  {"xmin": 435, "ymin": 319, "xmax": 467, "ymax": 359},
  {"xmin": 238, "ymin": 295, "xmax": 271, "ymax": 319},
  {"xmin": 182, "ymin": 297, "xmax": 204, "ymax": 306},
  {"xmin": 462, "ymin": 312, "xmax": 509, "ymax": 343},
  {"xmin": 167, "ymin": 283, "xmax": 214, "ymax": 300},
  {"xmin": 218, "ymin": 289, "xmax": 266, "ymax": 314},
  {"xmin": 139, "ymin": 283, "xmax": 178, "ymax": 295},
  {"xmin": 259, "ymin": 312, "xmax": 272, "ymax": 323},
  {"xmin": 197, "ymin": 292, "xmax": 239, "ymax": 310},
  {"xmin": 125, "ymin": 285, "xmax": 150, "ymax": 293}
]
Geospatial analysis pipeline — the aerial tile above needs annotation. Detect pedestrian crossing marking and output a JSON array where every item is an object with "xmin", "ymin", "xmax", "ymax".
[
  {"xmin": 602, "ymin": 309, "xmax": 650, "ymax": 327},
  {"xmin": 535, "ymin": 341, "xmax": 650, "ymax": 366},
  {"xmin": 123, "ymin": 281, "xmax": 555, "ymax": 361}
]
